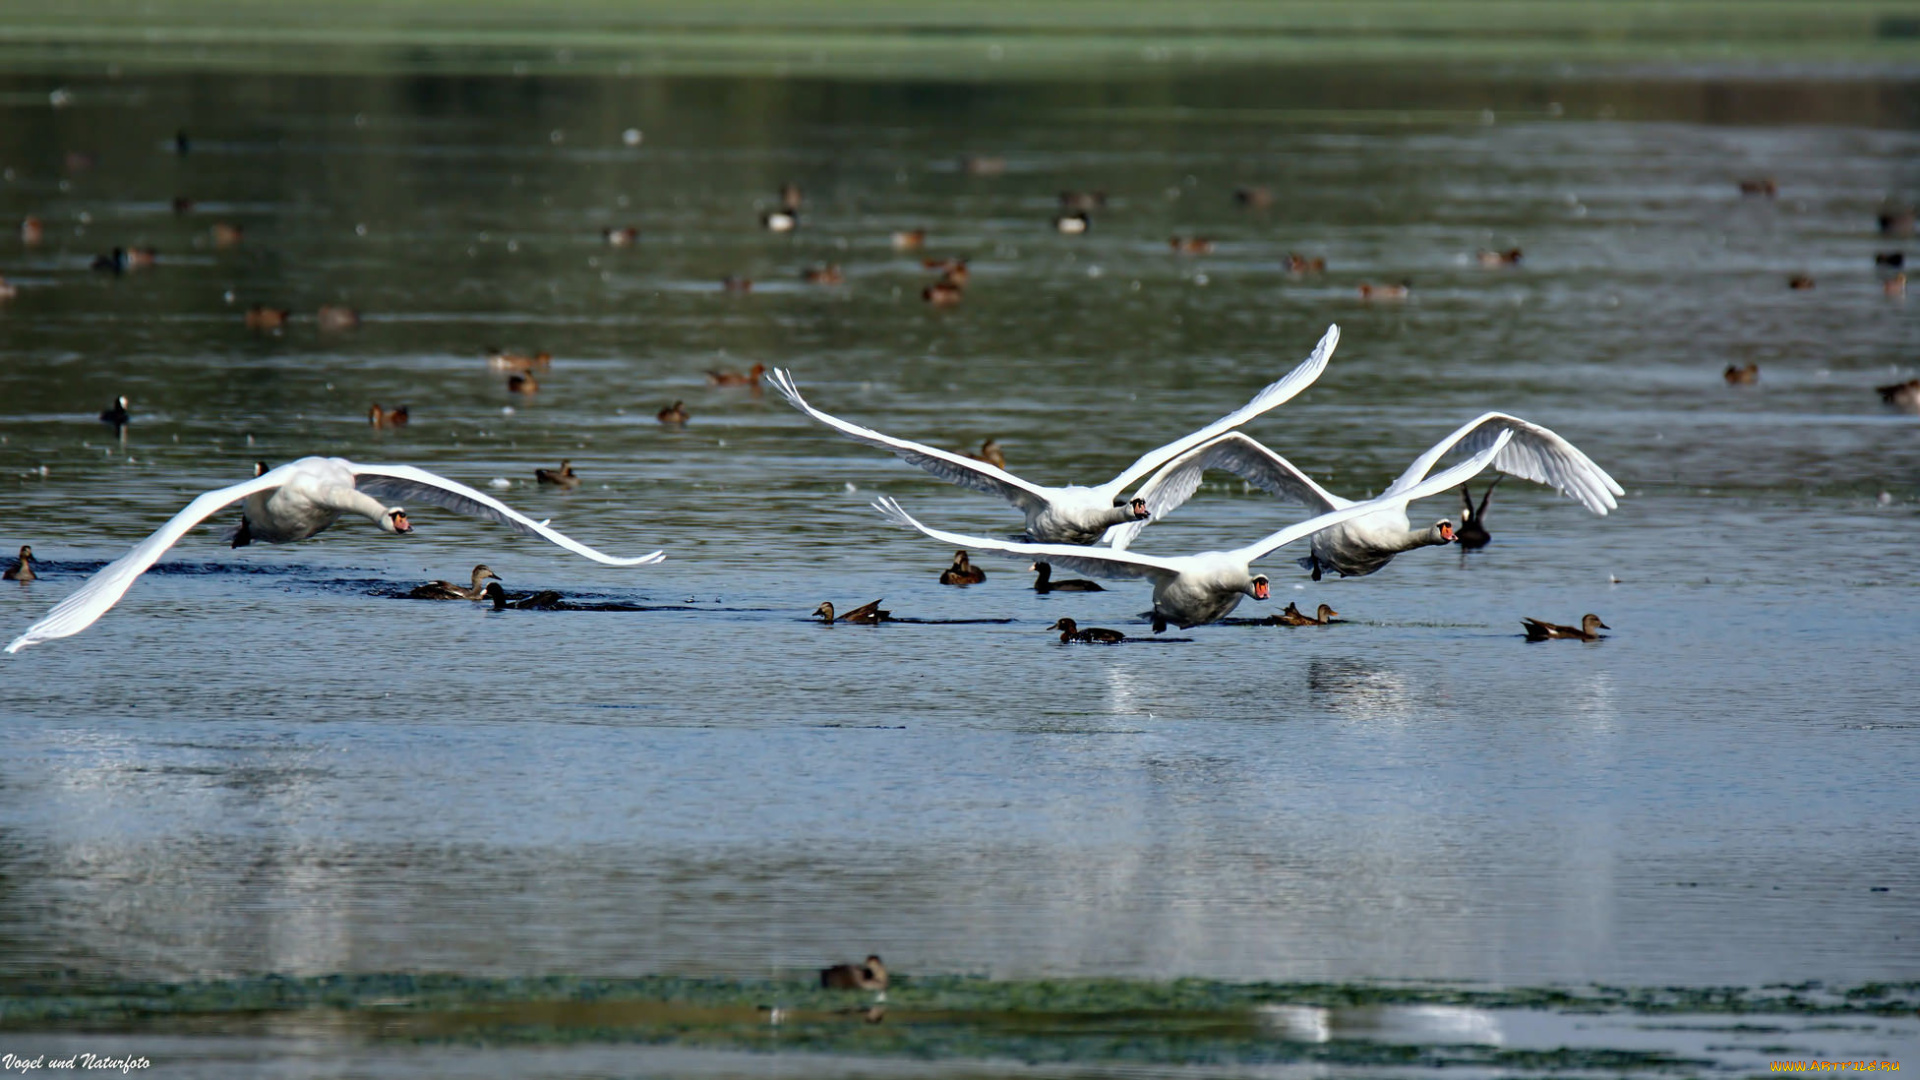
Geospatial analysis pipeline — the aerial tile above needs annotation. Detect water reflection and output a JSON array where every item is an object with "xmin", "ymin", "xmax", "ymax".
[
  {"xmin": 1260, "ymin": 1004, "xmax": 1504, "ymax": 1046},
  {"xmin": 1305, "ymin": 657, "xmax": 1415, "ymax": 722}
]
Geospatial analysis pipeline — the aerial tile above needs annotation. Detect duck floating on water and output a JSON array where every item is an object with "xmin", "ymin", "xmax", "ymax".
[
  {"xmin": 210, "ymin": 222, "xmax": 243, "ymax": 248},
  {"xmin": 535, "ymin": 460, "xmax": 579, "ymax": 488},
  {"xmin": 1052, "ymin": 211, "xmax": 1090, "ymax": 235},
  {"xmin": 922, "ymin": 279, "xmax": 963, "ymax": 306},
  {"xmin": 1476, "ymin": 247, "xmax": 1523, "ymax": 267},
  {"xmin": 245, "ymin": 305, "xmax": 290, "ymax": 330},
  {"xmin": 1455, "ymin": 477, "xmax": 1498, "ymax": 550},
  {"xmin": 603, "ymin": 226, "xmax": 638, "ymax": 247},
  {"xmin": 1877, "ymin": 378, "xmax": 1920, "ymax": 414},
  {"xmin": 485, "ymin": 582, "xmax": 566, "ymax": 610},
  {"xmin": 507, "ymin": 372, "xmax": 539, "ymax": 395},
  {"xmin": 802, "ymin": 264, "xmax": 843, "ymax": 285},
  {"xmin": 1522, "ymin": 614, "xmax": 1609, "ymax": 642},
  {"xmin": 1738, "ymin": 178, "xmax": 1777, "ymax": 198},
  {"xmin": 1270, "ymin": 602, "xmax": 1338, "ymax": 626},
  {"xmin": 1170, "ymin": 236, "xmax": 1215, "ymax": 255},
  {"xmin": 489, "ymin": 349, "xmax": 551, "ymax": 373},
  {"xmin": 820, "ymin": 955, "xmax": 887, "ymax": 991},
  {"xmin": 3, "ymin": 545, "xmax": 33, "ymax": 582},
  {"xmin": 1724, "ymin": 363, "xmax": 1759, "ymax": 386},
  {"xmin": 367, "ymin": 404, "xmax": 409, "ymax": 429},
  {"xmin": 99, "ymin": 396, "xmax": 130, "ymax": 435},
  {"xmin": 657, "ymin": 400, "xmax": 689, "ymax": 425},
  {"xmin": 813, "ymin": 599, "xmax": 890, "ymax": 624},
  {"xmin": 706, "ymin": 363, "xmax": 765, "ymax": 387},
  {"xmin": 1030, "ymin": 561, "xmax": 1102, "ymax": 592},
  {"xmin": 1358, "ymin": 281, "xmax": 1410, "ymax": 301},
  {"xmin": 1049, "ymin": 617, "xmax": 1124, "ymax": 643},
  {"xmin": 317, "ymin": 305, "xmax": 360, "ymax": 331},
  {"xmin": 891, "ymin": 229, "xmax": 926, "ymax": 251},
  {"xmin": 409, "ymin": 564, "xmax": 499, "ymax": 600},
  {"xmin": 962, "ymin": 439, "xmax": 1004, "ymax": 468},
  {"xmin": 761, "ymin": 209, "xmax": 797, "ymax": 233},
  {"xmin": 938, "ymin": 550, "xmax": 986, "ymax": 586}
]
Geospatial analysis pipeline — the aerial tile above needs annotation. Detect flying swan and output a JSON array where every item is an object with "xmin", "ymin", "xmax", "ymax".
[
  {"xmin": 873, "ymin": 431, "xmax": 1511, "ymax": 631},
  {"xmin": 1107, "ymin": 413, "xmax": 1622, "ymax": 580},
  {"xmin": 6, "ymin": 456, "xmax": 664, "ymax": 653},
  {"xmin": 766, "ymin": 324, "xmax": 1341, "ymax": 544}
]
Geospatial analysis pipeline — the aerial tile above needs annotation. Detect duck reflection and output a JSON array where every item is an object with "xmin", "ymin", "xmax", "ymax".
[{"xmin": 1306, "ymin": 658, "xmax": 1413, "ymax": 722}]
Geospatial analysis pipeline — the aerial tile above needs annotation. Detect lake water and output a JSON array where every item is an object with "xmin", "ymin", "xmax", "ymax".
[{"xmin": 1, "ymin": 39, "xmax": 1917, "ymax": 1076}]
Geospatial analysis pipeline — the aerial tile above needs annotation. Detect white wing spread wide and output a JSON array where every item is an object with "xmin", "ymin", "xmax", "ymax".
[
  {"xmin": 1232, "ymin": 431, "xmax": 1513, "ymax": 563},
  {"xmin": 348, "ymin": 463, "xmax": 665, "ymax": 566},
  {"xmin": 1098, "ymin": 322, "xmax": 1339, "ymax": 495},
  {"xmin": 1106, "ymin": 431, "xmax": 1350, "ymax": 551},
  {"xmin": 1383, "ymin": 412, "xmax": 1623, "ymax": 514},
  {"xmin": 5, "ymin": 467, "xmax": 293, "ymax": 653},
  {"xmin": 764, "ymin": 368, "xmax": 1055, "ymax": 514},
  {"xmin": 871, "ymin": 497, "xmax": 1182, "ymax": 584}
]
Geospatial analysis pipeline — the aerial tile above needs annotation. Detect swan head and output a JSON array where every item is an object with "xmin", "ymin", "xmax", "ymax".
[
  {"xmin": 1247, "ymin": 575, "xmax": 1270, "ymax": 601},
  {"xmin": 1431, "ymin": 519, "xmax": 1455, "ymax": 544},
  {"xmin": 382, "ymin": 508, "xmax": 412, "ymax": 534},
  {"xmin": 1112, "ymin": 496, "xmax": 1150, "ymax": 520}
]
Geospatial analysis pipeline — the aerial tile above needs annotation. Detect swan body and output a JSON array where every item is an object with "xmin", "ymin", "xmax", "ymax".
[
  {"xmin": 768, "ymin": 324, "xmax": 1342, "ymax": 545},
  {"xmin": 7, "ymin": 456, "xmax": 664, "ymax": 653},
  {"xmin": 1111, "ymin": 412, "xmax": 1621, "ymax": 580},
  {"xmin": 873, "ymin": 431, "xmax": 1509, "ymax": 631}
]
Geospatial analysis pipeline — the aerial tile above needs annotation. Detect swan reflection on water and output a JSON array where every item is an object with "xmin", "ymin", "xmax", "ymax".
[{"xmin": 1260, "ymin": 1004, "xmax": 1503, "ymax": 1046}]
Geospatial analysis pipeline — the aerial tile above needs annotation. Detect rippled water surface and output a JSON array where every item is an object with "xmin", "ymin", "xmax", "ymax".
[{"xmin": 1, "ymin": 43, "xmax": 1918, "ymax": 1076}]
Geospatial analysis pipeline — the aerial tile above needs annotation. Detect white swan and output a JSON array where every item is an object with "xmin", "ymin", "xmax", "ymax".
[
  {"xmin": 6, "ymin": 456, "xmax": 664, "ymax": 653},
  {"xmin": 873, "ymin": 431, "xmax": 1511, "ymax": 631},
  {"xmin": 1106, "ymin": 413, "xmax": 1621, "ymax": 580},
  {"xmin": 766, "ymin": 324, "xmax": 1340, "ymax": 544}
]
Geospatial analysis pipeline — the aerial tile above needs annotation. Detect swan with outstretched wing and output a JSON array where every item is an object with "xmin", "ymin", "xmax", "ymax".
[
  {"xmin": 767, "ymin": 324, "xmax": 1340, "ymax": 544},
  {"xmin": 7, "ymin": 456, "xmax": 663, "ymax": 653},
  {"xmin": 873, "ymin": 431, "xmax": 1511, "ymax": 631}
]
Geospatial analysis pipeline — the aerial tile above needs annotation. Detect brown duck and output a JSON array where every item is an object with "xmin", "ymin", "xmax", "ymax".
[
  {"xmin": 409, "ymin": 565, "xmax": 500, "ymax": 601},
  {"xmin": 1877, "ymin": 379, "xmax": 1920, "ymax": 414},
  {"xmin": 507, "ymin": 372, "xmax": 539, "ymax": 395},
  {"xmin": 1270, "ymin": 602, "xmax": 1338, "ymax": 626},
  {"xmin": 535, "ymin": 460, "xmax": 579, "ymax": 488},
  {"xmin": 245, "ymin": 305, "xmax": 290, "ymax": 330},
  {"xmin": 317, "ymin": 305, "xmax": 361, "ymax": 330},
  {"xmin": 938, "ymin": 550, "xmax": 986, "ymax": 586},
  {"xmin": 813, "ymin": 600, "xmax": 890, "ymax": 624},
  {"xmin": 1724, "ymin": 363, "xmax": 1759, "ymax": 386},
  {"xmin": 802, "ymin": 264, "xmax": 844, "ymax": 285},
  {"xmin": 368, "ymin": 404, "xmax": 409, "ymax": 429},
  {"xmin": 921, "ymin": 259, "xmax": 968, "ymax": 285},
  {"xmin": 706, "ymin": 363, "xmax": 766, "ymax": 387},
  {"xmin": 657, "ymin": 400, "xmax": 689, "ymax": 425},
  {"xmin": 3, "ymin": 545, "xmax": 34, "ymax": 582},
  {"xmin": 820, "ymin": 955, "xmax": 887, "ymax": 991},
  {"xmin": 1169, "ymin": 236, "xmax": 1214, "ymax": 255},
  {"xmin": 603, "ymin": 226, "xmax": 638, "ymax": 247},
  {"xmin": 1050, "ymin": 617, "xmax": 1124, "ymax": 644},
  {"xmin": 962, "ymin": 439, "xmax": 1004, "ymax": 468},
  {"xmin": 891, "ymin": 229, "xmax": 926, "ymax": 251},
  {"xmin": 489, "ymin": 349, "xmax": 552, "ymax": 373},
  {"xmin": 1030, "ymin": 562, "xmax": 1102, "ymax": 593},
  {"xmin": 1476, "ymin": 247, "xmax": 1523, "ymax": 267},
  {"xmin": 1522, "ymin": 614, "xmax": 1609, "ymax": 642}
]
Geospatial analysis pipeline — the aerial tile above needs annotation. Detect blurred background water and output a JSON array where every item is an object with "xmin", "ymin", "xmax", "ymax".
[{"xmin": 0, "ymin": 3, "xmax": 1917, "ymax": 1072}]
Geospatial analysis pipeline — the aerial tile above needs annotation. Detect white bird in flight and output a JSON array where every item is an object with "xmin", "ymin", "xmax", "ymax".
[
  {"xmin": 1107, "ymin": 413, "xmax": 1623, "ymax": 580},
  {"xmin": 874, "ymin": 431, "xmax": 1512, "ymax": 631},
  {"xmin": 766, "ymin": 324, "xmax": 1341, "ymax": 545},
  {"xmin": 6, "ymin": 456, "xmax": 664, "ymax": 653}
]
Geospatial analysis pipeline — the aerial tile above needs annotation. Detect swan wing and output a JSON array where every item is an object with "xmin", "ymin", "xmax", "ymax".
[
  {"xmin": 349, "ymin": 463, "xmax": 664, "ymax": 566},
  {"xmin": 1099, "ymin": 323, "xmax": 1338, "ymax": 496},
  {"xmin": 872, "ymin": 496, "xmax": 1181, "ymax": 583},
  {"xmin": 6, "ymin": 464, "xmax": 297, "ymax": 653},
  {"xmin": 1383, "ymin": 412, "xmax": 1622, "ymax": 514},
  {"xmin": 1234, "ymin": 430, "xmax": 1513, "ymax": 563},
  {"xmin": 1105, "ymin": 431, "xmax": 1350, "ymax": 551},
  {"xmin": 766, "ymin": 368, "xmax": 1055, "ymax": 514}
]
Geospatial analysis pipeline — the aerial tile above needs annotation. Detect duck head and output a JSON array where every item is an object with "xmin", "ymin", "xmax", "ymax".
[
  {"xmin": 382, "ymin": 508, "xmax": 413, "ymax": 534},
  {"xmin": 485, "ymin": 582, "xmax": 509, "ymax": 609},
  {"xmin": 471, "ymin": 565, "xmax": 499, "ymax": 587},
  {"xmin": 1048, "ymin": 618, "xmax": 1078, "ymax": 634},
  {"xmin": 1247, "ymin": 574, "xmax": 1270, "ymax": 601},
  {"xmin": 1316, "ymin": 604, "xmax": 1339, "ymax": 621},
  {"xmin": 811, "ymin": 602, "xmax": 835, "ymax": 623},
  {"xmin": 1580, "ymin": 614, "xmax": 1610, "ymax": 634}
]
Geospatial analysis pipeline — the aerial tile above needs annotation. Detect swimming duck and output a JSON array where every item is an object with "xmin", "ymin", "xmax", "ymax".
[
  {"xmin": 0, "ymin": 277, "xmax": 15, "ymax": 301},
  {"xmin": 171, "ymin": 196, "xmax": 195, "ymax": 215},
  {"xmin": 367, "ymin": 404, "xmax": 409, "ymax": 429},
  {"xmin": 603, "ymin": 226, "xmax": 638, "ymax": 247},
  {"xmin": 1723, "ymin": 363, "xmax": 1759, "ymax": 385},
  {"xmin": 535, "ymin": 460, "xmax": 579, "ymax": 488},
  {"xmin": 1052, "ymin": 211, "xmax": 1090, "ymax": 235},
  {"xmin": 1455, "ymin": 477, "xmax": 1498, "ymax": 550},
  {"xmin": 488, "ymin": 350, "xmax": 552, "ymax": 373},
  {"xmin": 1170, "ymin": 236, "xmax": 1215, "ymax": 255},
  {"xmin": 1875, "ymin": 252, "xmax": 1904, "ymax": 269},
  {"xmin": 1358, "ymin": 281, "xmax": 1410, "ymax": 301},
  {"xmin": 317, "ymin": 305, "xmax": 360, "ymax": 331},
  {"xmin": 1738, "ymin": 178, "xmax": 1777, "ymax": 197},
  {"xmin": 245, "ymin": 306, "xmax": 290, "ymax": 330},
  {"xmin": 778, "ymin": 182, "xmax": 803, "ymax": 212},
  {"xmin": 657, "ymin": 400, "xmax": 689, "ymax": 425},
  {"xmin": 99, "ymin": 395, "xmax": 130, "ymax": 434},
  {"xmin": 721, "ymin": 276, "xmax": 753, "ymax": 293},
  {"xmin": 1886, "ymin": 273, "xmax": 1907, "ymax": 297},
  {"xmin": 20, "ymin": 216, "xmax": 43, "ymax": 245},
  {"xmin": 1879, "ymin": 206, "xmax": 1915, "ymax": 237},
  {"xmin": 1109, "ymin": 413, "xmax": 1618, "ymax": 581},
  {"xmin": 1877, "ymin": 378, "xmax": 1920, "ymax": 414},
  {"xmin": 1059, "ymin": 190, "xmax": 1107, "ymax": 212},
  {"xmin": 891, "ymin": 229, "xmax": 926, "ymax": 251},
  {"xmin": 91, "ymin": 248, "xmax": 129, "ymax": 273},
  {"xmin": 813, "ymin": 599, "xmax": 890, "ymax": 624},
  {"xmin": 1270, "ymin": 602, "xmax": 1338, "ymax": 626},
  {"xmin": 1522, "ymin": 614, "xmax": 1609, "ymax": 642},
  {"xmin": 963, "ymin": 439, "xmax": 1005, "ymax": 469},
  {"xmin": 1234, "ymin": 186, "xmax": 1274, "ymax": 208},
  {"xmin": 210, "ymin": 222, "xmax": 243, "ymax": 248},
  {"xmin": 820, "ymin": 955, "xmax": 887, "ymax": 990},
  {"xmin": 802, "ymin": 264, "xmax": 844, "ymax": 285},
  {"xmin": 922, "ymin": 279, "xmax": 963, "ymax": 306},
  {"xmin": 485, "ymin": 582, "xmax": 566, "ymax": 610},
  {"xmin": 1788, "ymin": 275, "xmax": 1815, "ymax": 290},
  {"xmin": 409, "ymin": 564, "xmax": 500, "ymax": 601},
  {"xmin": 1285, "ymin": 253, "xmax": 1326, "ymax": 274},
  {"xmin": 1476, "ymin": 247, "xmax": 1523, "ymax": 267},
  {"xmin": 769, "ymin": 324, "xmax": 1339, "ymax": 545},
  {"xmin": 938, "ymin": 550, "xmax": 987, "ymax": 586},
  {"xmin": 1030, "ymin": 561, "xmax": 1103, "ymax": 592},
  {"xmin": 706, "ymin": 363, "xmax": 766, "ymax": 387},
  {"xmin": 3, "ymin": 546, "xmax": 33, "ymax": 582},
  {"xmin": 1050, "ymin": 617, "xmax": 1124, "ymax": 644},
  {"xmin": 5, "ymin": 457, "xmax": 664, "ymax": 652},
  {"xmin": 507, "ymin": 372, "xmax": 539, "ymax": 395},
  {"xmin": 921, "ymin": 259, "xmax": 968, "ymax": 285},
  {"xmin": 761, "ymin": 209, "xmax": 798, "ymax": 233}
]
